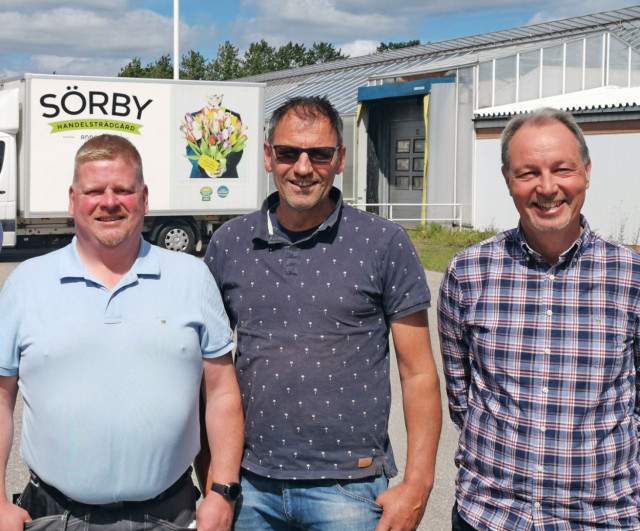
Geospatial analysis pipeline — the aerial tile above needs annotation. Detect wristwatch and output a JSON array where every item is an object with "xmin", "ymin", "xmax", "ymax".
[{"xmin": 210, "ymin": 481, "xmax": 242, "ymax": 501}]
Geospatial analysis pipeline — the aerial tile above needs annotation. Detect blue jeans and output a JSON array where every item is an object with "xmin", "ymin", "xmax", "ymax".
[{"xmin": 234, "ymin": 470, "xmax": 387, "ymax": 530}]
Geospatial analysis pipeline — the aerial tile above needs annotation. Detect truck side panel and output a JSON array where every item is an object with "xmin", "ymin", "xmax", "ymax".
[{"xmin": 21, "ymin": 74, "xmax": 265, "ymax": 218}]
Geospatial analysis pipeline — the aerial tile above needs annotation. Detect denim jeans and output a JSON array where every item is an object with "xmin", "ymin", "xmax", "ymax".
[
  {"xmin": 15, "ymin": 470, "xmax": 198, "ymax": 530},
  {"xmin": 234, "ymin": 469, "xmax": 387, "ymax": 530}
]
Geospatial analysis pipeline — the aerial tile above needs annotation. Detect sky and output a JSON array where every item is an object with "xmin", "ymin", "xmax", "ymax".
[{"xmin": 1, "ymin": 0, "xmax": 640, "ymax": 79}]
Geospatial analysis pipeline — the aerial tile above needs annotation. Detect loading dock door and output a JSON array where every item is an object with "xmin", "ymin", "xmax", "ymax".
[{"xmin": 389, "ymin": 120, "xmax": 425, "ymax": 226}]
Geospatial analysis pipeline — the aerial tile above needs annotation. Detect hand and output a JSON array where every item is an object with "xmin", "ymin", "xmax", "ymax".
[
  {"xmin": 374, "ymin": 481, "xmax": 429, "ymax": 531},
  {"xmin": 196, "ymin": 491, "xmax": 235, "ymax": 531},
  {"xmin": 0, "ymin": 499, "xmax": 32, "ymax": 531}
]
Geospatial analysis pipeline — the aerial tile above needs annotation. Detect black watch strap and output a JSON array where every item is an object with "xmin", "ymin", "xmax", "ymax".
[{"xmin": 210, "ymin": 481, "xmax": 242, "ymax": 501}]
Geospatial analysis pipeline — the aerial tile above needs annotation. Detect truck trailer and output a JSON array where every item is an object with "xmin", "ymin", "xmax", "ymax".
[{"xmin": 0, "ymin": 73, "xmax": 265, "ymax": 252}]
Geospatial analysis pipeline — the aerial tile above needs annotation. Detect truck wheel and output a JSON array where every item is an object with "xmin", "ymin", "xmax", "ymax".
[{"xmin": 157, "ymin": 223, "xmax": 195, "ymax": 253}]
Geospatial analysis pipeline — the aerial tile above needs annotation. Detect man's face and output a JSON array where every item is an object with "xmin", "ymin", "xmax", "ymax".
[
  {"xmin": 265, "ymin": 111, "xmax": 346, "ymax": 228},
  {"xmin": 69, "ymin": 157, "xmax": 148, "ymax": 252},
  {"xmin": 502, "ymin": 120, "xmax": 590, "ymax": 242}
]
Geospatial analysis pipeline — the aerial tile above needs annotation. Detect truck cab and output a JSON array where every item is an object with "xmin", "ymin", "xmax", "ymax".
[{"xmin": 0, "ymin": 88, "xmax": 18, "ymax": 248}]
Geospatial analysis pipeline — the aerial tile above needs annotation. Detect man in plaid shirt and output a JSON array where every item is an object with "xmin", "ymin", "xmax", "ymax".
[{"xmin": 438, "ymin": 107, "xmax": 640, "ymax": 530}]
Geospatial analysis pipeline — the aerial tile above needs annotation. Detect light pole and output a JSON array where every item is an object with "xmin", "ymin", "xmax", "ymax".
[{"xmin": 173, "ymin": 0, "xmax": 179, "ymax": 79}]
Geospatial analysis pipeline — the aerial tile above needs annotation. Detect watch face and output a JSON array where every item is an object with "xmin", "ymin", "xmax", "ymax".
[{"xmin": 226, "ymin": 482, "xmax": 242, "ymax": 501}]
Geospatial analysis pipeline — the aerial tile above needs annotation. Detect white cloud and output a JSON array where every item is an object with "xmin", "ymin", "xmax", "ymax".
[
  {"xmin": 0, "ymin": 2, "xmax": 217, "ymax": 76},
  {"xmin": 339, "ymin": 40, "xmax": 379, "ymax": 58},
  {"xmin": 0, "ymin": 0, "xmax": 128, "ymax": 12},
  {"xmin": 527, "ymin": 1, "xmax": 640, "ymax": 24},
  {"xmin": 1, "ymin": 0, "xmax": 639, "ymax": 77},
  {"xmin": 235, "ymin": 0, "xmax": 640, "ymax": 49}
]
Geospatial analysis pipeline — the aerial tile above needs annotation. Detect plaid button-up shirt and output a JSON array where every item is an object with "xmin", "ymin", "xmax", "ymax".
[{"xmin": 438, "ymin": 218, "xmax": 640, "ymax": 530}]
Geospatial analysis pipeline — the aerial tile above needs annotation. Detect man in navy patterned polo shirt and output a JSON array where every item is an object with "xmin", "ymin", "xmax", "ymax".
[
  {"xmin": 439, "ymin": 107, "xmax": 640, "ymax": 530},
  {"xmin": 205, "ymin": 96, "xmax": 442, "ymax": 530}
]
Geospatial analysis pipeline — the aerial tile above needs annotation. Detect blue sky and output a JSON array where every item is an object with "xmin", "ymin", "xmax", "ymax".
[{"xmin": 1, "ymin": 0, "xmax": 639, "ymax": 78}]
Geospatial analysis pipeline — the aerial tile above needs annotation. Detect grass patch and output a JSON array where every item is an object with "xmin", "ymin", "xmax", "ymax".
[{"xmin": 408, "ymin": 223, "xmax": 497, "ymax": 272}]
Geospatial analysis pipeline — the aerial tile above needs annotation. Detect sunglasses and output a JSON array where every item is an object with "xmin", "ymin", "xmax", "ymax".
[{"xmin": 270, "ymin": 145, "xmax": 341, "ymax": 164}]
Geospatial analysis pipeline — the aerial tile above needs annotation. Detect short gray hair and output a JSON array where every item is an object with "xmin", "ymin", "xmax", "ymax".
[
  {"xmin": 267, "ymin": 96, "xmax": 343, "ymax": 146},
  {"xmin": 501, "ymin": 107, "xmax": 589, "ymax": 172}
]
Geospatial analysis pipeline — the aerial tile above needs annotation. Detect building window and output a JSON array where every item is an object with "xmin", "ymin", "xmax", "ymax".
[
  {"xmin": 632, "ymin": 47, "xmax": 640, "ymax": 87},
  {"xmin": 585, "ymin": 34, "xmax": 604, "ymax": 89},
  {"xmin": 396, "ymin": 140, "xmax": 410, "ymax": 153},
  {"xmin": 396, "ymin": 176, "xmax": 409, "ymax": 190},
  {"xmin": 519, "ymin": 50, "xmax": 541, "ymax": 101},
  {"xmin": 542, "ymin": 44, "xmax": 564, "ymax": 97},
  {"xmin": 494, "ymin": 55, "xmax": 517, "ymax": 105},
  {"xmin": 609, "ymin": 35, "xmax": 629, "ymax": 87},
  {"xmin": 565, "ymin": 39, "xmax": 584, "ymax": 93},
  {"xmin": 477, "ymin": 61, "xmax": 493, "ymax": 108}
]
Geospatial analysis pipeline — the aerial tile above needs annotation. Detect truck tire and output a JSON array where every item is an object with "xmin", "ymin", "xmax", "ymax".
[{"xmin": 157, "ymin": 222, "xmax": 195, "ymax": 253}]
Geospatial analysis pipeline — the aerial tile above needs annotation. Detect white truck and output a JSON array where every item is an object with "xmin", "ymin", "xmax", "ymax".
[{"xmin": 0, "ymin": 73, "xmax": 266, "ymax": 252}]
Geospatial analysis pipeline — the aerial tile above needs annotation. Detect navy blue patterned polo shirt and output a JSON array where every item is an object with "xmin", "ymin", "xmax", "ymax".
[{"xmin": 206, "ymin": 188, "xmax": 431, "ymax": 480}]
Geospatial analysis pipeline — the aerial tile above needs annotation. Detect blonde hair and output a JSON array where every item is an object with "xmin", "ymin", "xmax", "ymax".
[{"xmin": 74, "ymin": 134, "xmax": 144, "ymax": 185}]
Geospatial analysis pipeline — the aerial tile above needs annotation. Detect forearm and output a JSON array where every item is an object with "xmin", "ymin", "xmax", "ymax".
[
  {"xmin": 205, "ymin": 387, "xmax": 244, "ymax": 483},
  {"xmin": 399, "ymin": 370, "xmax": 442, "ymax": 498},
  {"xmin": 0, "ymin": 376, "xmax": 30, "ymax": 531},
  {"xmin": 197, "ymin": 357, "xmax": 244, "ymax": 531},
  {"xmin": 202, "ymin": 355, "xmax": 244, "ymax": 483},
  {"xmin": 0, "ymin": 376, "xmax": 18, "ymax": 501},
  {"xmin": 376, "ymin": 311, "xmax": 442, "ymax": 530}
]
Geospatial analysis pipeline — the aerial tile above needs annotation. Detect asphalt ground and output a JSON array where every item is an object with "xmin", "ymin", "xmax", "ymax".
[{"xmin": 1, "ymin": 245, "xmax": 457, "ymax": 530}]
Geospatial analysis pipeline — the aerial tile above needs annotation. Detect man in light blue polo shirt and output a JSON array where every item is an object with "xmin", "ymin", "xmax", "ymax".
[{"xmin": 0, "ymin": 135, "xmax": 244, "ymax": 530}]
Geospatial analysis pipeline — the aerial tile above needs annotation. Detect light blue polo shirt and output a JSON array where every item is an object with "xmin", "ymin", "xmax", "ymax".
[{"xmin": 0, "ymin": 237, "xmax": 234, "ymax": 503}]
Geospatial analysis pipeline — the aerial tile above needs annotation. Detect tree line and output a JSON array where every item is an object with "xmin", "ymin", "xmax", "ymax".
[{"xmin": 118, "ymin": 39, "xmax": 421, "ymax": 80}]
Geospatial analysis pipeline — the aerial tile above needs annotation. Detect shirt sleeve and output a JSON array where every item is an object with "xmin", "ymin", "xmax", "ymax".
[
  {"xmin": 437, "ymin": 259, "xmax": 471, "ymax": 431},
  {"xmin": 634, "ymin": 296, "xmax": 640, "ymax": 431},
  {"xmin": 0, "ymin": 275, "xmax": 21, "ymax": 376},
  {"xmin": 198, "ymin": 260, "xmax": 235, "ymax": 359},
  {"xmin": 381, "ymin": 228, "xmax": 431, "ymax": 320}
]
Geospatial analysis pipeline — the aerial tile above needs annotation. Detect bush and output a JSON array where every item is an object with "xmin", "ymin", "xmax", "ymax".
[{"xmin": 408, "ymin": 223, "xmax": 497, "ymax": 272}]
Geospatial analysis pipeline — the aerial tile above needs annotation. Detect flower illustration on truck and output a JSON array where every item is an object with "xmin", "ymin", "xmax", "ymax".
[{"xmin": 180, "ymin": 100, "xmax": 248, "ymax": 178}]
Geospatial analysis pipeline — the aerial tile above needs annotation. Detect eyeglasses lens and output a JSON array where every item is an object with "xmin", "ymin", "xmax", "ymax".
[{"xmin": 273, "ymin": 146, "xmax": 336, "ymax": 164}]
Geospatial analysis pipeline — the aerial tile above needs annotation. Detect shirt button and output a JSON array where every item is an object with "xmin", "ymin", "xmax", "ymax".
[
  {"xmin": 542, "ymin": 387, "xmax": 549, "ymax": 394},
  {"xmin": 549, "ymin": 274, "xmax": 555, "ymax": 280},
  {"xmin": 534, "ymin": 502, "xmax": 541, "ymax": 508},
  {"xmin": 540, "ymin": 426, "xmax": 546, "ymax": 432},
  {"xmin": 537, "ymin": 465, "xmax": 544, "ymax": 472},
  {"xmin": 544, "ymin": 348, "xmax": 551, "ymax": 354},
  {"xmin": 546, "ymin": 310, "xmax": 553, "ymax": 316}
]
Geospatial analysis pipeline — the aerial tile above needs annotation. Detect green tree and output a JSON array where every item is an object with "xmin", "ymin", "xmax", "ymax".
[
  {"xmin": 242, "ymin": 39, "xmax": 277, "ymax": 76},
  {"xmin": 377, "ymin": 40, "xmax": 421, "ymax": 52},
  {"xmin": 146, "ymin": 54, "xmax": 173, "ymax": 79},
  {"xmin": 211, "ymin": 41, "xmax": 242, "ymax": 80},
  {"xmin": 119, "ymin": 57, "xmax": 145, "ymax": 78},
  {"xmin": 118, "ymin": 38, "xmax": 350, "ymax": 80},
  {"xmin": 180, "ymin": 50, "xmax": 213, "ymax": 80},
  {"xmin": 119, "ymin": 55, "xmax": 173, "ymax": 79},
  {"xmin": 274, "ymin": 41, "xmax": 309, "ymax": 70},
  {"xmin": 307, "ymin": 42, "xmax": 348, "ymax": 64}
]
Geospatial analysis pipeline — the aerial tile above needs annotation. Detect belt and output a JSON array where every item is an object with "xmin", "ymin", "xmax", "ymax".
[{"xmin": 29, "ymin": 467, "xmax": 192, "ymax": 511}]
